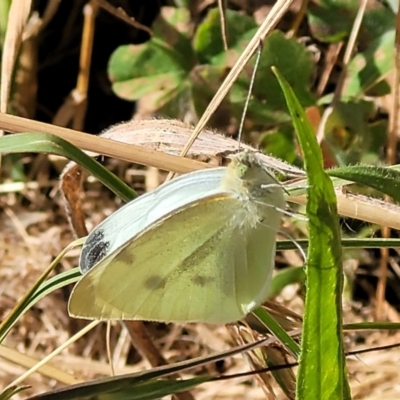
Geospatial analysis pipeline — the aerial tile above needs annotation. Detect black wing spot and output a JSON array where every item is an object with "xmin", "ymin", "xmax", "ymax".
[
  {"xmin": 145, "ymin": 275, "xmax": 165, "ymax": 290},
  {"xmin": 80, "ymin": 229, "xmax": 110, "ymax": 274},
  {"xmin": 192, "ymin": 275, "xmax": 214, "ymax": 287}
]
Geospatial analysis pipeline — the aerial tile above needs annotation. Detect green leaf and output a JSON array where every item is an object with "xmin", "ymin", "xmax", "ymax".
[
  {"xmin": 273, "ymin": 67, "xmax": 351, "ymax": 399},
  {"xmin": 361, "ymin": 6, "xmax": 396, "ymax": 44},
  {"xmin": 193, "ymin": 8, "xmax": 256, "ymax": 63},
  {"xmin": 268, "ymin": 267, "xmax": 305, "ymax": 299},
  {"xmin": 189, "ymin": 64, "xmax": 231, "ymax": 118},
  {"xmin": 232, "ymin": 31, "xmax": 314, "ymax": 126},
  {"xmin": 153, "ymin": 6, "xmax": 192, "ymax": 45},
  {"xmin": 108, "ymin": 7, "xmax": 195, "ymax": 115},
  {"xmin": 328, "ymin": 165, "xmax": 400, "ymax": 202},
  {"xmin": 324, "ymin": 100, "xmax": 374, "ymax": 165},
  {"xmin": 260, "ymin": 125, "xmax": 300, "ymax": 165},
  {"xmin": 109, "ymin": 8, "xmax": 314, "ymax": 125},
  {"xmin": 343, "ymin": 30, "xmax": 395, "ymax": 98},
  {"xmin": 308, "ymin": 0, "xmax": 358, "ymax": 42},
  {"xmin": 109, "ymin": 40, "xmax": 190, "ymax": 102},
  {"xmin": 198, "ymin": 29, "xmax": 314, "ymax": 127},
  {"xmin": 193, "ymin": 12, "xmax": 315, "ymax": 124},
  {"xmin": 307, "ymin": 0, "xmax": 395, "ymax": 43},
  {"xmin": 0, "ymin": 133, "xmax": 136, "ymax": 202}
]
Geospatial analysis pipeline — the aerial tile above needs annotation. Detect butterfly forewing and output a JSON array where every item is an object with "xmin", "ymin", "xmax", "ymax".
[{"xmin": 80, "ymin": 167, "xmax": 226, "ymax": 274}]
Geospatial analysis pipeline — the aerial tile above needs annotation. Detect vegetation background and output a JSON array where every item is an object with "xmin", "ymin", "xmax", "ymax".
[{"xmin": 1, "ymin": 0, "xmax": 400, "ymax": 399}]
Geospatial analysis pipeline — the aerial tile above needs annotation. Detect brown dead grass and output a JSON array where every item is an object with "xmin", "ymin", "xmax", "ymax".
[{"xmin": 1, "ymin": 162, "xmax": 400, "ymax": 399}]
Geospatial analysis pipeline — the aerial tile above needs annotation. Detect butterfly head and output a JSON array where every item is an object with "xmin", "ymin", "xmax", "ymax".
[{"xmin": 222, "ymin": 150, "xmax": 286, "ymax": 214}]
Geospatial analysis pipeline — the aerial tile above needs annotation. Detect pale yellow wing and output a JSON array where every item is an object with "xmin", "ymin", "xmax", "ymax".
[{"xmin": 69, "ymin": 193, "xmax": 279, "ymax": 324}]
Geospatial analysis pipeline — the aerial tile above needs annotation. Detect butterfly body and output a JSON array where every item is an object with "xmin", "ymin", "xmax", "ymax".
[{"xmin": 68, "ymin": 151, "xmax": 285, "ymax": 324}]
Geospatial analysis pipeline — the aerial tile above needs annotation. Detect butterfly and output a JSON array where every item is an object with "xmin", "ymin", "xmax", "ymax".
[{"xmin": 68, "ymin": 150, "xmax": 285, "ymax": 324}]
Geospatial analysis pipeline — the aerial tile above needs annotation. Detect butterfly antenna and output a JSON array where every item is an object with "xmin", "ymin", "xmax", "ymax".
[
  {"xmin": 254, "ymin": 198, "xmax": 308, "ymax": 221},
  {"xmin": 277, "ymin": 228, "xmax": 307, "ymax": 262},
  {"xmin": 237, "ymin": 39, "xmax": 263, "ymax": 149},
  {"xmin": 256, "ymin": 215, "xmax": 307, "ymax": 263},
  {"xmin": 257, "ymin": 179, "xmax": 308, "ymax": 220}
]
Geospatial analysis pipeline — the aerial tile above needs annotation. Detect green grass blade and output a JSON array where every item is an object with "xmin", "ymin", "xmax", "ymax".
[
  {"xmin": 268, "ymin": 267, "xmax": 305, "ymax": 299},
  {"xmin": 0, "ymin": 240, "xmax": 84, "ymax": 343},
  {"xmin": 0, "ymin": 386, "xmax": 30, "ymax": 400},
  {"xmin": 252, "ymin": 307, "xmax": 300, "ymax": 359},
  {"xmin": 24, "ymin": 269, "xmax": 81, "ymax": 310},
  {"xmin": 273, "ymin": 67, "xmax": 351, "ymax": 400},
  {"xmin": 0, "ymin": 133, "xmax": 136, "ymax": 202},
  {"xmin": 343, "ymin": 322, "xmax": 400, "ymax": 330},
  {"xmin": 328, "ymin": 165, "xmax": 400, "ymax": 201},
  {"xmin": 26, "ymin": 336, "xmax": 275, "ymax": 400},
  {"xmin": 28, "ymin": 377, "xmax": 210, "ymax": 400},
  {"xmin": 277, "ymin": 237, "xmax": 400, "ymax": 251},
  {"xmin": 252, "ymin": 308, "xmax": 300, "ymax": 357}
]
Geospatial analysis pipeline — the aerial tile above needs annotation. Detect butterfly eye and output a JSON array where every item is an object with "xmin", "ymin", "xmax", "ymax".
[{"xmin": 236, "ymin": 163, "xmax": 250, "ymax": 179}]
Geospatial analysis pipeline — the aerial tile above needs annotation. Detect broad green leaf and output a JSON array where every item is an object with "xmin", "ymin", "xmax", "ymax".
[
  {"xmin": 108, "ymin": 7, "xmax": 195, "ymax": 115},
  {"xmin": 260, "ymin": 125, "xmax": 300, "ymax": 165},
  {"xmin": 109, "ymin": 8, "xmax": 314, "ymax": 125},
  {"xmin": 308, "ymin": 0, "xmax": 358, "ymax": 42},
  {"xmin": 193, "ymin": 14, "xmax": 314, "ymax": 125},
  {"xmin": 316, "ymin": 100, "xmax": 387, "ymax": 165},
  {"xmin": 228, "ymin": 30, "xmax": 314, "ymax": 126},
  {"xmin": 361, "ymin": 6, "xmax": 396, "ymax": 45},
  {"xmin": 273, "ymin": 67, "xmax": 351, "ymax": 399},
  {"xmin": 189, "ymin": 64, "xmax": 233, "ymax": 120},
  {"xmin": 324, "ymin": 100, "xmax": 374, "ymax": 165},
  {"xmin": 152, "ymin": 6, "xmax": 192, "ymax": 44},
  {"xmin": 364, "ymin": 120, "xmax": 388, "ymax": 163},
  {"xmin": 109, "ymin": 40, "xmax": 190, "ymax": 101},
  {"xmin": 343, "ymin": 30, "xmax": 395, "ymax": 98},
  {"xmin": 307, "ymin": 0, "xmax": 395, "ymax": 43},
  {"xmin": 193, "ymin": 8, "xmax": 256, "ymax": 63}
]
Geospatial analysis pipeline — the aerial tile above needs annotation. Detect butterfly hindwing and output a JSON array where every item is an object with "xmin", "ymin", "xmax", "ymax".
[{"xmin": 70, "ymin": 194, "xmax": 251, "ymax": 323}]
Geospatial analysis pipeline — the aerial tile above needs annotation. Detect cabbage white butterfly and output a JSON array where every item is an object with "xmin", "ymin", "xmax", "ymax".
[{"xmin": 68, "ymin": 150, "xmax": 285, "ymax": 324}]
